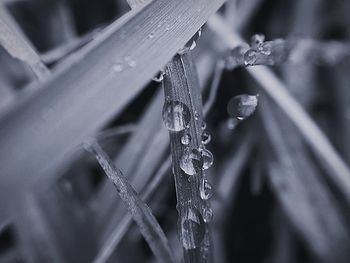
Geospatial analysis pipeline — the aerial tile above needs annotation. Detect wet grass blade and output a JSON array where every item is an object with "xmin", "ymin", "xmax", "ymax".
[{"xmin": 85, "ymin": 142, "xmax": 176, "ymax": 263}]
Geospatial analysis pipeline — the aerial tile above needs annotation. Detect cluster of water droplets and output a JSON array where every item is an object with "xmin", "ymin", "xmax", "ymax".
[{"xmin": 224, "ymin": 33, "xmax": 274, "ymax": 69}]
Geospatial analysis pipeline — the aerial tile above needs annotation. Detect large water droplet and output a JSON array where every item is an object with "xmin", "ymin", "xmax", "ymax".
[
  {"xmin": 162, "ymin": 101, "xmax": 191, "ymax": 132},
  {"xmin": 180, "ymin": 147, "xmax": 203, "ymax": 175},
  {"xmin": 181, "ymin": 208, "xmax": 205, "ymax": 250},
  {"xmin": 201, "ymin": 148, "xmax": 213, "ymax": 170},
  {"xmin": 200, "ymin": 179, "xmax": 213, "ymax": 200},
  {"xmin": 201, "ymin": 207, "xmax": 213, "ymax": 223},
  {"xmin": 201, "ymin": 131, "xmax": 211, "ymax": 145},
  {"xmin": 227, "ymin": 94, "xmax": 258, "ymax": 120},
  {"xmin": 181, "ymin": 134, "xmax": 191, "ymax": 145},
  {"xmin": 152, "ymin": 70, "xmax": 165, "ymax": 82}
]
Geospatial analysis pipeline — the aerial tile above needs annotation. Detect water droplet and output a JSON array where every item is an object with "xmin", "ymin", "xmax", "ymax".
[
  {"xmin": 181, "ymin": 208, "xmax": 205, "ymax": 249},
  {"xmin": 200, "ymin": 179, "xmax": 213, "ymax": 200},
  {"xmin": 177, "ymin": 28, "xmax": 202, "ymax": 55},
  {"xmin": 180, "ymin": 147, "xmax": 203, "ymax": 175},
  {"xmin": 244, "ymin": 49, "xmax": 258, "ymax": 65},
  {"xmin": 181, "ymin": 134, "xmax": 191, "ymax": 145},
  {"xmin": 227, "ymin": 94, "xmax": 258, "ymax": 120},
  {"xmin": 201, "ymin": 121, "xmax": 207, "ymax": 130},
  {"xmin": 201, "ymin": 148, "xmax": 213, "ymax": 170},
  {"xmin": 112, "ymin": 63, "xmax": 123, "ymax": 73},
  {"xmin": 194, "ymin": 111, "xmax": 200, "ymax": 120},
  {"xmin": 162, "ymin": 101, "xmax": 191, "ymax": 132},
  {"xmin": 201, "ymin": 207, "xmax": 213, "ymax": 223},
  {"xmin": 125, "ymin": 56, "xmax": 137, "ymax": 67},
  {"xmin": 251, "ymin": 34, "xmax": 265, "ymax": 48},
  {"xmin": 165, "ymin": 24, "xmax": 171, "ymax": 31},
  {"xmin": 152, "ymin": 70, "xmax": 165, "ymax": 82},
  {"xmin": 148, "ymin": 32, "xmax": 155, "ymax": 39},
  {"xmin": 201, "ymin": 131, "xmax": 211, "ymax": 145}
]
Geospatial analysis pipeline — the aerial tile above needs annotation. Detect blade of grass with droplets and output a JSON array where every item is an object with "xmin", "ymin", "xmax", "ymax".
[
  {"xmin": 163, "ymin": 52, "xmax": 213, "ymax": 262},
  {"xmin": 86, "ymin": 142, "xmax": 176, "ymax": 263},
  {"xmin": 0, "ymin": 0, "xmax": 225, "ymax": 221},
  {"xmin": 207, "ymin": 14, "xmax": 350, "ymax": 205}
]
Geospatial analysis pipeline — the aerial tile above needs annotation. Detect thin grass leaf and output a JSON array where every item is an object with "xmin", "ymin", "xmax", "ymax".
[
  {"xmin": 163, "ymin": 52, "xmax": 214, "ymax": 262},
  {"xmin": 85, "ymin": 141, "xmax": 176, "ymax": 263}
]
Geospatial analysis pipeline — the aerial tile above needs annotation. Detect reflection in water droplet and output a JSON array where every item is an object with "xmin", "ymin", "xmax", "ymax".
[
  {"xmin": 152, "ymin": 70, "xmax": 165, "ymax": 82},
  {"xmin": 244, "ymin": 49, "xmax": 258, "ymax": 65},
  {"xmin": 201, "ymin": 131, "xmax": 211, "ymax": 145},
  {"xmin": 201, "ymin": 148, "xmax": 213, "ymax": 170},
  {"xmin": 180, "ymin": 147, "xmax": 203, "ymax": 175},
  {"xmin": 162, "ymin": 101, "xmax": 191, "ymax": 132},
  {"xmin": 181, "ymin": 134, "xmax": 191, "ymax": 145},
  {"xmin": 227, "ymin": 94, "xmax": 258, "ymax": 120},
  {"xmin": 201, "ymin": 207, "xmax": 213, "ymax": 223},
  {"xmin": 181, "ymin": 208, "xmax": 205, "ymax": 250},
  {"xmin": 200, "ymin": 179, "xmax": 213, "ymax": 200}
]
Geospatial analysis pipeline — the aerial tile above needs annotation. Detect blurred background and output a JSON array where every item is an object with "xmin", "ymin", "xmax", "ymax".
[{"xmin": 0, "ymin": 0, "xmax": 350, "ymax": 262}]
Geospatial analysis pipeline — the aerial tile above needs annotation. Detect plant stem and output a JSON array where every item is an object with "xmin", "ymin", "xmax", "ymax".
[{"xmin": 163, "ymin": 52, "xmax": 212, "ymax": 262}]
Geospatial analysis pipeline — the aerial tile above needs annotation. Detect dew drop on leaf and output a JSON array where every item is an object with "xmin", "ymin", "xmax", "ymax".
[
  {"xmin": 181, "ymin": 208, "xmax": 205, "ymax": 249},
  {"xmin": 180, "ymin": 147, "xmax": 203, "ymax": 175},
  {"xmin": 201, "ymin": 131, "xmax": 211, "ymax": 145},
  {"xmin": 251, "ymin": 33, "xmax": 265, "ymax": 48},
  {"xmin": 200, "ymin": 179, "xmax": 213, "ymax": 200},
  {"xmin": 181, "ymin": 134, "xmax": 191, "ymax": 145},
  {"xmin": 152, "ymin": 70, "xmax": 165, "ymax": 82},
  {"xmin": 201, "ymin": 121, "xmax": 207, "ymax": 130},
  {"xmin": 201, "ymin": 148, "xmax": 213, "ymax": 170},
  {"xmin": 227, "ymin": 94, "xmax": 258, "ymax": 120},
  {"xmin": 162, "ymin": 101, "xmax": 191, "ymax": 132}
]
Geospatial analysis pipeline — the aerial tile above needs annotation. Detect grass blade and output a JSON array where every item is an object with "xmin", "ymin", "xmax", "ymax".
[{"xmin": 85, "ymin": 141, "xmax": 176, "ymax": 263}]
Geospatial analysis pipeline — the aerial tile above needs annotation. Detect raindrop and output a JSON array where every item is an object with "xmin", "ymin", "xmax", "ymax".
[
  {"xmin": 201, "ymin": 207, "xmax": 213, "ymax": 223},
  {"xmin": 181, "ymin": 134, "xmax": 191, "ymax": 145},
  {"xmin": 251, "ymin": 34, "xmax": 265, "ymax": 48},
  {"xmin": 244, "ymin": 49, "xmax": 258, "ymax": 65},
  {"xmin": 227, "ymin": 94, "xmax": 258, "ymax": 120},
  {"xmin": 180, "ymin": 147, "xmax": 203, "ymax": 175},
  {"xmin": 200, "ymin": 179, "xmax": 213, "ymax": 200},
  {"xmin": 165, "ymin": 24, "xmax": 171, "ymax": 31},
  {"xmin": 177, "ymin": 28, "xmax": 202, "ymax": 55},
  {"xmin": 152, "ymin": 70, "xmax": 165, "ymax": 82},
  {"xmin": 181, "ymin": 208, "xmax": 205, "ymax": 250},
  {"xmin": 148, "ymin": 32, "xmax": 155, "ymax": 39},
  {"xmin": 201, "ymin": 131, "xmax": 211, "ymax": 145},
  {"xmin": 125, "ymin": 56, "xmax": 137, "ymax": 67},
  {"xmin": 194, "ymin": 111, "xmax": 200, "ymax": 120},
  {"xmin": 201, "ymin": 121, "xmax": 207, "ymax": 130},
  {"xmin": 259, "ymin": 42, "xmax": 272, "ymax": 55},
  {"xmin": 201, "ymin": 148, "xmax": 213, "ymax": 170},
  {"xmin": 162, "ymin": 101, "xmax": 191, "ymax": 132},
  {"xmin": 112, "ymin": 63, "xmax": 123, "ymax": 73}
]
